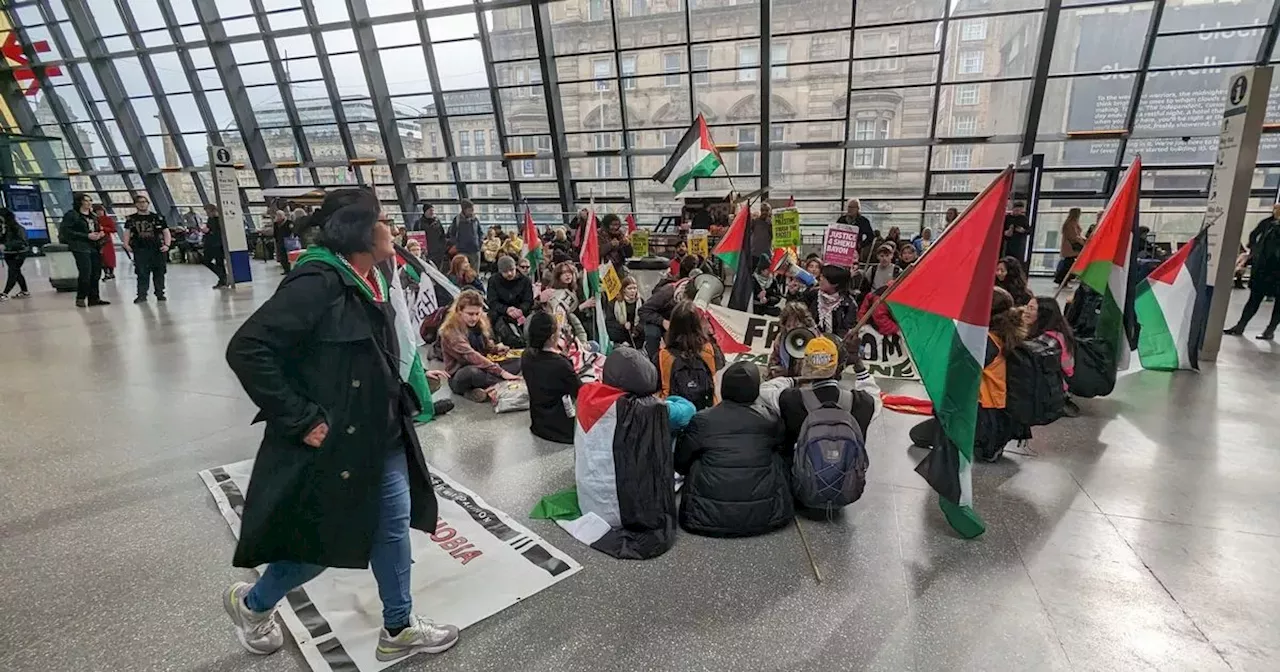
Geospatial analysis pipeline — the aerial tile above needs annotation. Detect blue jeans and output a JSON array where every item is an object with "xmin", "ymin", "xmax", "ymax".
[{"xmin": 244, "ymin": 448, "xmax": 413, "ymax": 630}]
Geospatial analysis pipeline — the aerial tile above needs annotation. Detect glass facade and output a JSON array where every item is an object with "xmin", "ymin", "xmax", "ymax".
[{"xmin": 4, "ymin": 0, "xmax": 1280, "ymax": 271}]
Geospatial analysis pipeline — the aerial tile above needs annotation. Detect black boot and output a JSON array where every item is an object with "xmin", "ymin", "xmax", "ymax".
[
  {"xmin": 1224, "ymin": 325, "xmax": 1245, "ymax": 336},
  {"xmin": 1258, "ymin": 329, "xmax": 1276, "ymax": 341}
]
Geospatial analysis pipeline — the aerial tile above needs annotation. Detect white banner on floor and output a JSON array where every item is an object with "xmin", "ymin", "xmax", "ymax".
[{"xmin": 200, "ymin": 460, "xmax": 582, "ymax": 672}]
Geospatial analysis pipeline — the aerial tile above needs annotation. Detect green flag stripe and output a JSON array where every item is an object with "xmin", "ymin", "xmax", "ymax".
[
  {"xmin": 715, "ymin": 250, "xmax": 739, "ymax": 271},
  {"xmin": 1077, "ymin": 259, "xmax": 1112, "ymax": 296},
  {"xmin": 888, "ymin": 302, "xmax": 981, "ymax": 461},
  {"xmin": 672, "ymin": 152, "xmax": 723, "ymax": 193},
  {"xmin": 1134, "ymin": 282, "xmax": 1179, "ymax": 370}
]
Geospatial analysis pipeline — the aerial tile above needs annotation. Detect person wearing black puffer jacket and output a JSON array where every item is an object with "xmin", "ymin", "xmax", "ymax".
[{"xmin": 674, "ymin": 362, "xmax": 792, "ymax": 537}]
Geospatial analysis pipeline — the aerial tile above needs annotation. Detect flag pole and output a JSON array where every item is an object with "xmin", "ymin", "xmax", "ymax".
[
  {"xmin": 793, "ymin": 517, "xmax": 822, "ymax": 584},
  {"xmin": 843, "ymin": 165, "xmax": 1015, "ymax": 345}
]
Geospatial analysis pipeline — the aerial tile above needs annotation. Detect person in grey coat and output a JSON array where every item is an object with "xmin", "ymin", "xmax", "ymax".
[{"xmin": 447, "ymin": 198, "xmax": 483, "ymax": 270}]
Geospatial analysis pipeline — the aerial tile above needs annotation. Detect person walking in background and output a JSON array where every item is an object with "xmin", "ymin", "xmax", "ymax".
[
  {"xmin": 448, "ymin": 199, "xmax": 483, "ymax": 270},
  {"xmin": 123, "ymin": 194, "xmax": 171, "ymax": 304},
  {"xmin": 202, "ymin": 203, "xmax": 228, "ymax": 289},
  {"xmin": 1054, "ymin": 207, "xmax": 1086, "ymax": 286},
  {"xmin": 271, "ymin": 209, "xmax": 292, "ymax": 274},
  {"xmin": 92, "ymin": 204, "xmax": 118, "ymax": 280},
  {"xmin": 418, "ymin": 203, "xmax": 448, "ymax": 270},
  {"xmin": 222, "ymin": 187, "xmax": 459, "ymax": 662},
  {"xmin": 837, "ymin": 198, "xmax": 875, "ymax": 263},
  {"xmin": 1225, "ymin": 203, "xmax": 1280, "ymax": 340},
  {"xmin": 0, "ymin": 208, "xmax": 31, "ymax": 300},
  {"xmin": 1003, "ymin": 201, "xmax": 1030, "ymax": 261},
  {"xmin": 59, "ymin": 192, "xmax": 109, "ymax": 308}
]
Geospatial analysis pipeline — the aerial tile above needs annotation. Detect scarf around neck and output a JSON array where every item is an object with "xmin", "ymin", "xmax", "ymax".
[
  {"xmin": 817, "ymin": 290, "xmax": 843, "ymax": 333},
  {"xmin": 296, "ymin": 246, "xmax": 387, "ymax": 303}
]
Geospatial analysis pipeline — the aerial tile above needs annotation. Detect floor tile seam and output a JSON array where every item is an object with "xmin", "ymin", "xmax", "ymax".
[
  {"xmin": 1098, "ymin": 511, "xmax": 1280, "ymax": 539},
  {"xmin": 1012, "ymin": 533, "xmax": 1077, "ymax": 670}
]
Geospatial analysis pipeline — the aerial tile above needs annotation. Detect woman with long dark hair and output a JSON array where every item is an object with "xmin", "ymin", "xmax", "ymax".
[
  {"xmin": 995, "ymin": 255, "xmax": 1033, "ymax": 306},
  {"xmin": 222, "ymin": 188, "xmax": 458, "ymax": 662},
  {"xmin": 59, "ymin": 192, "xmax": 109, "ymax": 307},
  {"xmin": 0, "ymin": 208, "xmax": 31, "ymax": 300},
  {"xmin": 658, "ymin": 300, "xmax": 719, "ymax": 409}
]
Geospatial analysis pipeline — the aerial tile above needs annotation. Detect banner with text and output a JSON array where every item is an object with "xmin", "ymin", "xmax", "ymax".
[
  {"xmin": 704, "ymin": 304, "xmax": 919, "ymax": 380},
  {"xmin": 631, "ymin": 230, "xmax": 649, "ymax": 258},
  {"xmin": 771, "ymin": 209, "xmax": 801, "ymax": 250},
  {"xmin": 199, "ymin": 460, "xmax": 582, "ymax": 672},
  {"xmin": 823, "ymin": 224, "xmax": 860, "ymax": 268}
]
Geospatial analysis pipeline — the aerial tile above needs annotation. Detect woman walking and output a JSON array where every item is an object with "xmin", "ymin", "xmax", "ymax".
[
  {"xmin": 59, "ymin": 192, "xmax": 109, "ymax": 307},
  {"xmin": 1054, "ymin": 207, "xmax": 1085, "ymax": 285},
  {"xmin": 0, "ymin": 208, "xmax": 31, "ymax": 299},
  {"xmin": 222, "ymin": 188, "xmax": 458, "ymax": 662}
]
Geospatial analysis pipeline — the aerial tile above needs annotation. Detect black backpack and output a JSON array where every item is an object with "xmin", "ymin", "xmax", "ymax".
[
  {"xmin": 668, "ymin": 353, "xmax": 714, "ymax": 410},
  {"xmin": 1068, "ymin": 337, "xmax": 1117, "ymax": 398},
  {"xmin": 1005, "ymin": 335, "xmax": 1067, "ymax": 427}
]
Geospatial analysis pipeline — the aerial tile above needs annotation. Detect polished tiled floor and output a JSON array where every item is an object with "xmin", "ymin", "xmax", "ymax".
[{"xmin": 1, "ymin": 258, "xmax": 1278, "ymax": 672}]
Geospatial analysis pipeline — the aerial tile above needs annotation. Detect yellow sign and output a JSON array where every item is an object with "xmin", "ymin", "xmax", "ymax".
[
  {"xmin": 688, "ymin": 230, "xmax": 710, "ymax": 259},
  {"xmin": 600, "ymin": 261, "xmax": 622, "ymax": 301},
  {"xmin": 771, "ymin": 209, "xmax": 801, "ymax": 249},
  {"xmin": 631, "ymin": 230, "xmax": 649, "ymax": 258}
]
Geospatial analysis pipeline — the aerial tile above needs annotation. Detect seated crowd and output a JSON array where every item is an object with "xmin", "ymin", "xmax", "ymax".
[{"xmin": 403, "ymin": 207, "xmax": 1079, "ymax": 555}]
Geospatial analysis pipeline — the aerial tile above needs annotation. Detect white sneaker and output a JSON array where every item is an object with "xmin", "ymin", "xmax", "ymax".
[
  {"xmin": 221, "ymin": 581, "xmax": 284, "ymax": 655},
  {"xmin": 0, "ymin": 294, "xmax": 8, "ymax": 302},
  {"xmin": 375, "ymin": 615, "xmax": 459, "ymax": 662}
]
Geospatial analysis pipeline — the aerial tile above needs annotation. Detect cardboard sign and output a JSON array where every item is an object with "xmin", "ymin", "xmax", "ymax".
[
  {"xmin": 771, "ymin": 209, "xmax": 801, "ymax": 249},
  {"xmin": 631, "ymin": 230, "xmax": 649, "ymax": 258},
  {"xmin": 600, "ymin": 261, "xmax": 622, "ymax": 301},
  {"xmin": 687, "ymin": 230, "xmax": 710, "ymax": 259},
  {"xmin": 406, "ymin": 231, "xmax": 426, "ymax": 249},
  {"xmin": 822, "ymin": 223, "xmax": 859, "ymax": 268}
]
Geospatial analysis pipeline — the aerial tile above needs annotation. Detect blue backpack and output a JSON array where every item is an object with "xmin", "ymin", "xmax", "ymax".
[{"xmin": 791, "ymin": 387, "xmax": 868, "ymax": 509}]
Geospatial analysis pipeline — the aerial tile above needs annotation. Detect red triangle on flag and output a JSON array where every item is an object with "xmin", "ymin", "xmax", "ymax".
[
  {"xmin": 625, "ymin": 213, "xmax": 637, "ymax": 234},
  {"xmin": 885, "ymin": 169, "xmax": 1013, "ymax": 326},
  {"xmin": 580, "ymin": 209, "xmax": 600, "ymax": 273},
  {"xmin": 1146, "ymin": 232, "xmax": 1196, "ymax": 286}
]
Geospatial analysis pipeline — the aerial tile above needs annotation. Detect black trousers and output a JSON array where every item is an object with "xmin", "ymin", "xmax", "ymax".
[
  {"xmin": 135, "ymin": 248, "xmax": 167, "ymax": 298},
  {"xmin": 204, "ymin": 250, "xmax": 227, "ymax": 285},
  {"xmin": 1053, "ymin": 256, "xmax": 1076, "ymax": 285},
  {"xmin": 1233, "ymin": 285, "xmax": 1280, "ymax": 333},
  {"xmin": 72, "ymin": 250, "xmax": 102, "ymax": 301},
  {"xmin": 643, "ymin": 323, "xmax": 665, "ymax": 360},
  {"xmin": 3, "ymin": 255, "xmax": 27, "ymax": 294},
  {"xmin": 448, "ymin": 359, "xmax": 522, "ymax": 396}
]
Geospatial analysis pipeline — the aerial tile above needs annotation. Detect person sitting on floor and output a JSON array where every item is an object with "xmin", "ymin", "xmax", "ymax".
[
  {"xmin": 487, "ymin": 254, "xmax": 534, "ymax": 348},
  {"xmin": 803, "ymin": 264, "xmax": 860, "ymax": 339},
  {"xmin": 777, "ymin": 335, "xmax": 881, "ymax": 467},
  {"xmin": 639, "ymin": 255, "xmax": 702, "ymax": 358},
  {"xmin": 909, "ymin": 286, "xmax": 1029, "ymax": 462},
  {"xmin": 574, "ymin": 347, "xmax": 677, "ymax": 560},
  {"xmin": 521, "ymin": 311, "xmax": 581, "ymax": 444},
  {"xmin": 751, "ymin": 253, "xmax": 783, "ymax": 317},
  {"xmin": 675, "ymin": 361, "xmax": 792, "ymax": 537},
  {"xmin": 439, "ymin": 289, "xmax": 520, "ymax": 402},
  {"xmin": 766, "ymin": 301, "xmax": 817, "ymax": 379},
  {"xmin": 448, "ymin": 253, "xmax": 484, "ymax": 293},
  {"xmin": 605, "ymin": 275, "xmax": 644, "ymax": 349},
  {"xmin": 657, "ymin": 300, "xmax": 720, "ymax": 410}
]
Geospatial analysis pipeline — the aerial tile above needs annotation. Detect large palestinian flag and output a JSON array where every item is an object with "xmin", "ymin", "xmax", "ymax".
[
  {"xmin": 1135, "ymin": 229, "xmax": 1209, "ymax": 371},
  {"xmin": 579, "ymin": 209, "xmax": 612, "ymax": 354},
  {"xmin": 532, "ymin": 362, "xmax": 677, "ymax": 560},
  {"xmin": 385, "ymin": 244, "xmax": 435, "ymax": 424},
  {"xmin": 1071, "ymin": 156, "xmax": 1140, "ymax": 371},
  {"xmin": 713, "ymin": 204, "xmax": 748, "ymax": 271},
  {"xmin": 884, "ymin": 169, "xmax": 1013, "ymax": 539},
  {"xmin": 651, "ymin": 113, "xmax": 724, "ymax": 194}
]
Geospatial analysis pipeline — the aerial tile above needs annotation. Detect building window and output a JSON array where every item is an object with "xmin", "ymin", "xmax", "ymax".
[
  {"xmin": 737, "ymin": 127, "xmax": 756, "ymax": 173},
  {"xmin": 587, "ymin": 0, "xmax": 604, "ymax": 21},
  {"xmin": 622, "ymin": 55, "xmax": 637, "ymax": 89},
  {"xmin": 429, "ymin": 131, "xmax": 438, "ymax": 155},
  {"xmin": 692, "ymin": 48, "xmax": 709, "ymax": 85},
  {"xmin": 951, "ymin": 146, "xmax": 972, "ymax": 170},
  {"xmin": 663, "ymin": 52, "xmax": 681, "ymax": 87},
  {"xmin": 474, "ymin": 130, "xmax": 485, "ymax": 154},
  {"xmin": 595, "ymin": 133, "xmax": 614, "ymax": 177},
  {"xmin": 738, "ymin": 45, "xmax": 759, "ymax": 81},
  {"xmin": 772, "ymin": 42, "xmax": 789, "ymax": 80},
  {"xmin": 958, "ymin": 50, "xmax": 984, "ymax": 75},
  {"xmin": 593, "ymin": 58, "xmax": 610, "ymax": 91},
  {"xmin": 952, "ymin": 114, "xmax": 977, "ymax": 136},
  {"xmin": 851, "ymin": 118, "xmax": 889, "ymax": 169},
  {"xmin": 961, "ymin": 19, "xmax": 987, "ymax": 41},
  {"xmin": 631, "ymin": 0, "xmax": 649, "ymax": 16},
  {"xmin": 884, "ymin": 33, "xmax": 900, "ymax": 70},
  {"xmin": 770, "ymin": 124, "xmax": 784, "ymax": 174},
  {"xmin": 811, "ymin": 36, "xmax": 835, "ymax": 61},
  {"xmin": 663, "ymin": 129, "xmax": 680, "ymax": 147},
  {"xmin": 458, "ymin": 131, "xmax": 470, "ymax": 155},
  {"xmin": 956, "ymin": 84, "xmax": 979, "ymax": 106}
]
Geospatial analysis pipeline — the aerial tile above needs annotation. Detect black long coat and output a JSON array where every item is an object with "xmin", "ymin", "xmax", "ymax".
[{"xmin": 226, "ymin": 261, "xmax": 438, "ymax": 569}]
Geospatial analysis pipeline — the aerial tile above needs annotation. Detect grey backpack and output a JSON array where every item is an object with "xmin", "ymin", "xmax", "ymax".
[{"xmin": 791, "ymin": 387, "xmax": 869, "ymax": 509}]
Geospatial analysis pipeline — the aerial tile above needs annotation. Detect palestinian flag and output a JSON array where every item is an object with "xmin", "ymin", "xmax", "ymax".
[
  {"xmin": 651, "ymin": 113, "xmax": 724, "ymax": 194},
  {"xmin": 579, "ymin": 210, "xmax": 612, "ymax": 354},
  {"xmin": 1135, "ymin": 230, "xmax": 1209, "ymax": 371},
  {"xmin": 1071, "ymin": 155, "xmax": 1140, "ymax": 372},
  {"xmin": 713, "ymin": 204, "xmax": 748, "ymax": 271},
  {"xmin": 625, "ymin": 212, "xmax": 637, "ymax": 235},
  {"xmin": 522, "ymin": 207, "xmax": 543, "ymax": 270},
  {"xmin": 384, "ymin": 244, "xmax": 435, "ymax": 423},
  {"xmin": 532, "ymin": 368, "xmax": 677, "ymax": 559},
  {"xmin": 884, "ymin": 169, "xmax": 1013, "ymax": 539}
]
